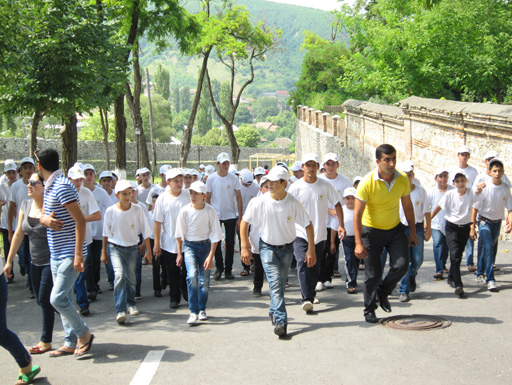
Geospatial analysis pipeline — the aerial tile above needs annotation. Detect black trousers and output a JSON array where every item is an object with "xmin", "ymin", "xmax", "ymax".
[
  {"xmin": 445, "ymin": 221, "xmax": 471, "ymax": 288},
  {"xmin": 252, "ymin": 253, "xmax": 264, "ymax": 290},
  {"xmin": 161, "ymin": 250, "xmax": 187, "ymax": 303},
  {"xmin": 87, "ymin": 239, "xmax": 103, "ymax": 291},
  {"xmin": 362, "ymin": 224, "xmax": 409, "ymax": 315},
  {"xmin": 320, "ymin": 228, "xmax": 340, "ymax": 283},
  {"xmin": 215, "ymin": 218, "xmax": 237, "ymax": 274}
]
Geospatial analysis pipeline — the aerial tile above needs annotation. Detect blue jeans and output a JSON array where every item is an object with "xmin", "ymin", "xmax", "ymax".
[
  {"xmin": 50, "ymin": 257, "xmax": 89, "ymax": 348},
  {"xmin": 31, "ymin": 264, "xmax": 55, "ymax": 343},
  {"xmin": 477, "ymin": 219, "xmax": 501, "ymax": 283},
  {"xmin": 465, "ymin": 238, "xmax": 474, "ymax": 266},
  {"xmin": 432, "ymin": 229, "xmax": 448, "ymax": 274},
  {"xmin": 184, "ymin": 240, "xmax": 212, "ymax": 314},
  {"xmin": 399, "ymin": 224, "xmax": 425, "ymax": 294},
  {"xmin": 342, "ymin": 236, "xmax": 358, "ymax": 288},
  {"xmin": 0, "ymin": 274, "xmax": 31, "ymax": 368},
  {"xmin": 109, "ymin": 243, "xmax": 138, "ymax": 314},
  {"xmin": 260, "ymin": 240, "xmax": 294, "ymax": 325}
]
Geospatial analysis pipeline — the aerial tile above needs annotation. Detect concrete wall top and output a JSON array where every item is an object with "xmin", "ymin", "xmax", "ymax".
[{"xmin": 343, "ymin": 99, "xmax": 403, "ymax": 118}]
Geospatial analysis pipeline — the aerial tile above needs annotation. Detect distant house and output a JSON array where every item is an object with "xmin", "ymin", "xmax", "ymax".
[
  {"xmin": 262, "ymin": 92, "xmax": 277, "ymax": 98},
  {"xmin": 255, "ymin": 122, "xmax": 279, "ymax": 132},
  {"xmin": 267, "ymin": 138, "xmax": 292, "ymax": 148},
  {"xmin": 276, "ymin": 91, "xmax": 289, "ymax": 101}
]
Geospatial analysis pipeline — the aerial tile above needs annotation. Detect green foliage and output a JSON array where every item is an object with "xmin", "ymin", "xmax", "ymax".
[
  {"xmin": 154, "ymin": 63, "xmax": 170, "ymax": 100},
  {"xmin": 192, "ymin": 126, "xmax": 229, "ymax": 146},
  {"xmin": 171, "ymin": 110, "xmax": 190, "ymax": 133},
  {"xmin": 253, "ymin": 98, "xmax": 280, "ymax": 122},
  {"xmin": 79, "ymin": 111, "xmax": 116, "ymax": 142},
  {"xmin": 179, "ymin": 86, "xmax": 192, "ymax": 112},
  {"xmin": 234, "ymin": 104, "xmax": 253, "ymax": 125},
  {"xmin": 234, "ymin": 125, "xmax": 260, "ymax": 147},
  {"xmin": 196, "ymin": 90, "xmax": 212, "ymax": 137},
  {"xmin": 126, "ymin": 94, "xmax": 174, "ymax": 142}
]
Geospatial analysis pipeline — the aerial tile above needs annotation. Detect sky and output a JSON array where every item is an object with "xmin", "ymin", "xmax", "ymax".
[{"xmin": 267, "ymin": 0, "xmax": 354, "ymax": 12}]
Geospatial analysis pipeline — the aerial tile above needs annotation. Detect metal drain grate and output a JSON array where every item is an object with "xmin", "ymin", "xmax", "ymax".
[{"xmin": 380, "ymin": 314, "xmax": 451, "ymax": 330}]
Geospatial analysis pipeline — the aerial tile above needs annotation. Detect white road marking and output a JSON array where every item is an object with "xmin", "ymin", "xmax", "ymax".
[{"xmin": 130, "ymin": 350, "xmax": 165, "ymax": 385}]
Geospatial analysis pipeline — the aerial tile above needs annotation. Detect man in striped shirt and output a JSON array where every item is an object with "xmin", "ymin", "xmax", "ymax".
[{"xmin": 38, "ymin": 149, "xmax": 94, "ymax": 357}]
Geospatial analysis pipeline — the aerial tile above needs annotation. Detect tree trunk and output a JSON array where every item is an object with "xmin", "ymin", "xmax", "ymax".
[
  {"xmin": 146, "ymin": 68, "xmax": 157, "ymax": 175},
  {"xmin": 61, "ymin": 114, "xmax": 78, "ymax": 173},
  {"xmin": 30, "ymin": 108, "xmax": 44, "ymax": 156},
  {"xmin": 225, "ymin": 122, "xmax": 240, "ymax": 165},
  {"xmin": 179, "ymin": 47, "xmax": 212, "ymax": 168},
  {"xmin": 114, "ymin": 95, "xmax": 127, "ymax": 176},
  {"xmin": 99, "ymin": 107, "xmax": 110, "ymax": 170}
]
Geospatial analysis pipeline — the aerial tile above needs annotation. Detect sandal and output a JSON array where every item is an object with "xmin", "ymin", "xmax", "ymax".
[
  {"xmin": 49, "ymin": 348, "xmax": 74, "ymax": 358},
  {"xmin": 346, "ymin": 287, "xmax": 357, "ymax": 294},
  {"xmin": 29, "ymin": 344, "xmax": 51, "ymax": 355},
  {"xmin": 433, "ymin": 273, "xmax": 443, "ymax": 280},
  {"xmin": 240, "ymin": 269, "xmax": 249, "ymax": 277},
  {"xmin": 75, "ymin": 334, "xmax": 95, "ymax": 356},
  {"xmin": 15, "ymin": 365, "xmax": 40, "ymax": 385},
  {"xmin": 333, "ymin": 272, "xmax": 341, "ymax": 278},
  {"xmin": 494, "ymin": 265, "xmax": 500, "ymax": 271}
]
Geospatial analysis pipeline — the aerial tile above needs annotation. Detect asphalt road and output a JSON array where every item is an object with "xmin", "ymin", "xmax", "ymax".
[{"xmin": 1, "ymin": 240, "xmax": 512, "ymax": 385}]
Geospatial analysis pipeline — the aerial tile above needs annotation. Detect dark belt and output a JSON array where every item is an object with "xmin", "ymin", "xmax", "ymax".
[
  {"xmin": 260, "ymin": 240, "xmax": 294, "ymax": 250},
  {"xmin": 446, "ymin": 221, "xmax": 472, "ymax": 228},
  {"xmin": 479, "ymin": 216, "xmax": 501, "ymax": 224}
]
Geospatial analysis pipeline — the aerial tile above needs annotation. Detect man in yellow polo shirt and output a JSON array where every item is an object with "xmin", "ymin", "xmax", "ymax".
[{"xmin": 354, "ymin": 144, "xmax": 417, "ymax": 323}]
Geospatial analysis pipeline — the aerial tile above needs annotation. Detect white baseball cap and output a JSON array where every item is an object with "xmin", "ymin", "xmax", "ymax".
[
  {"xmin": 489, "ymin": 158, "xmax": 504, "ymax": 169},
  {"xmin": 343, "ymin": 187, "xmax": 357, "ymax": 198},
  {"xmin": 115, "ymin": 180, "xmax": 133, "ymax": 194},
  {"xmin": 217, "ymin": 152, "xmax": 230, "ymax": 163},
  {"xmin": 241, "ymin": 170, "xmax": 254, "ymax": 184},
  {"xmin": 352, "ymin": 176, "xmax": 363, "ymax": 185},
  {"xmin": 205, "ymin": 165, "xmax": 215, "ymax": 176},
  {"xmin": 267, "ymin": 166, "xmax": 289, "ymax": 181},
  {"xmin": 4, "ymin": 159, "xmax": 16, "ymax": 172},
  {"xmin": 399, "ymin": 162, "xmax": 414, "ymax": 173},
  {"xmin": 110, "ymin": 170, "xmax": 119, "ymax": 180},
  {"xmin": 434, "ymin": 167, "xmax": 449, "ymax": 178},
  {"xmin": 67, "ymin": 165, "xmax": 85, "ymax": 180},
  {"xmin": 199, "ymin": 164, "xmax": 205, "ymax": 170},
  {"xmin": 99, "ymin": 170, "xmax": 113, "ymax": 180},
  {"xmin": 159, "ymin": 164, "xmax": 172, "ymax": 175},
  {"xmin": 302, "ymin": 153, "xmax": 319, "ymax": 164},
  {"xmin": 83, "ymin": 164, "xmax": 96, "ymax": 173},
  {"xmin": 20, "ymin": 157, "xmax": 35, "ymax": 167},
  {"xmin": 139, "ymin": 167, "xmax": 151, "ymax": 175},
  {"xmin": 457, "ymin": 146, "xmax": 471, "ymax": 154},
  {"xmin": 129, "ymin": 181, "xmax": 138, "ymax": 190},
  {"xmin": 183, "ymin": 168, "xmax": 192, "ymax": 176},
  {"xmin": 254, "ymin": 166, "xmax": 266, "ymax": 176},
  {"xmin": 229, "ymin": 165, "xmax": 239, "ymax": 175},
  {"xmin": 166, "ymin": 168, "xmax": 184, "ymax": 181},
  {"xmin": 322, "ymin": 153, "xmax": 338, "ymax": 164},
  {"xmin": 189, "ymin": 181, "xmax": 207, "ymax": 194},
  {"xmin": 259, "ymin": 175, "xmax": 269, "ymax": 186},
  {"xmin": 484, "ymin": 150, "xmax": 498, "ymax": 160},
  {"xmin": 290, "ymin": 161, "xmax": 303, "ymax": 172}
]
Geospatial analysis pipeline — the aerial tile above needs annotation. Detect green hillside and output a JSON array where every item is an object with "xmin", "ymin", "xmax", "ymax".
[{"xmin": 140, "ymin": 0, "xmax": 342, "ymax": 97}]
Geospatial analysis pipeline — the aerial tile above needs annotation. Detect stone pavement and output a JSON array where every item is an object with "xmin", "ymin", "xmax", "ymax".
[{"xmin": 1, "ymin": 240, "xmax": 511, "ymax": 385}]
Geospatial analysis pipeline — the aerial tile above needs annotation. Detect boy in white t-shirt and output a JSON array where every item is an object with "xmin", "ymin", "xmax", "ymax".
[
  {"xmin": 339, "ymin": 188, "xmax": 358, "ymax": 294},
  {"xmin": 175, "ymin": 182, "xmax": 222, "ymax": 325},
  {"xmin": 432, "ymin": 173, "xmax": 485, "ymax": 297},
  {"xmin": 101, "ymin": 180, "xmax": 152, "ymax": 324},
  {"xmin": 241, "ymin": 166, "xmax": 314, "ymax": 338},
  {"xmin": 470, "ymin": 159, "xmax": 512, "ymax": 292}
]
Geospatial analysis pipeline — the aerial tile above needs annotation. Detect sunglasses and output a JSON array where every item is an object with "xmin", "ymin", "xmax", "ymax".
[{"xmin": 27, "ymin": 181, "xmax": 42, "ymax": 187}]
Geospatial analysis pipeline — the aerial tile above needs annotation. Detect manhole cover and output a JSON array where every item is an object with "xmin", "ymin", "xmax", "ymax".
[{"xmin": 380, "ymin": 314, "xmax": 451, "ymax": 330}]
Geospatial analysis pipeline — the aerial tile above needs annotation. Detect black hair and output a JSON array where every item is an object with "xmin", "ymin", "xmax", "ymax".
[
  {"xmin": 37, "ymin": 149, "xmax": 60, "ymax": 172},
  {"xmin": 33, "ymin": 172, "xmax": 45, "ymax": 186},
  {"xmin": 375, "ymin": 144, "xmax": 396, "ymax": 160},
  {"xmin": 453, "ymin": 172, "xmax": 467, "ymax": 181},
  {"xmin": 489, "ymin": 160, "xmax": 504, "ymax": 170}
]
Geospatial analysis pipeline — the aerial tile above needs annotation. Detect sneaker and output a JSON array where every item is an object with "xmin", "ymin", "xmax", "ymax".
[
  {"xmin": 488, "ymin": 281, "xmax": 499, "ymax": 292},
  {"xmin": 399, "ymin": 293, "xmax": 410, "ymax": 302},
  {"xmin": 135, "ymin": 294, "xmax": 142, "ymax": 300},
  {"xmin": 274, "ymin": 323, "xmax": 287, "ymax": 337},
  {"xmin": 213, "ymin": 270, "xmax": 222, "ymax": 281},
  {"xmin": 87, "ymin": 290, "xmax": 97, "ymax": 301},
  {"xmin": 253, "ymin": 288, "xmax": 262, "ymax": 297},
  {"xmin": 169, "ymin": 301, "xmax": 179, "ymax": 309},
  {"xmin": 409, "ymin": 277, "xmax": 417, "ymax": 293},
  {"xmin": 116, "ymin": 312, "xmax": 127, "ymax": 324},
  {"xmin": 455, "ymin": 287, "xmax": 465, "ymax": 297},
  {"xmin": 187, "ymin": 313, "xmax": 198, "ymax": 325},
  {"xmin": 224, "ymin": 272, "xmax": 235, "ymax": 280},
  {"xmin": 476, "ymin": 275, "xmax": 486, "ymax": 284},
  {"xmin": 315, "ymin": 282, "xmax": 325, "ymax": 292},
  {"xmin": 127, "ymin": 305, "xmax": 139, "ymax": 316},
  {"xmin": 324, "ymin": 281, "xmax": 334, "ymax": 289},
  {"xmin": 198, "ymin": 311, "xmax": 208, "ymax": 321},
  {"xmin": 154, "ymin": 290, "xmax": 162, "ymax": 297},
  {"xmin": 313, "ymin": 297, "xmax": 320, "ymax": 304},
  {"xmin": 302, "ymin": 301, "xmax": 313, "ymax": 312},
  {"xmin": 80, "ymin": 306, "xmax": 91, "ymax": 316}
]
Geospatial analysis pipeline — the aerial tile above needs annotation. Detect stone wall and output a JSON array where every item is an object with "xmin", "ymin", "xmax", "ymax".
[
  {"xmin": 0, "ymin": 138, "xmax": 290, "ymax": 176},
  {"xmin": 296, "ymin": 96, "xmax": 512, "ymax": 190}
]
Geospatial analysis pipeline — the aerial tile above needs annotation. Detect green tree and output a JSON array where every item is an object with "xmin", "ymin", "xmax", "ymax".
[
  {"xmin": 192, "ymin": 126, "xmax": 229, "ymax": 146},
  {"xmin": 79, "ymin": 111, "xmax": 116, "ymax": 142},
  {"xmin": 234, "ymin": 125, "xmax": 260, "ymax": 147},
  {"xmin": 234, "ymin": 104, "xmax": 253, "ymax": 125},
  {"xmin": 196, "ymin": 89, "xmax": 212, "ymax": 137},
  {"xmin": 171, "ymin": 110, "xmax": 190, "ymax": 133},
  {"xmin": 180, "ymin": 86, "xmax": 192, "ymax": 112},
  {"xmin": 172, "ymin": 83, "xmax": 181, "ymax": 113},
  {"xmin": 252, "ymin": 98, "xmax": 280, "ymax": 122},
  {"xmin": 154, "ymin": 63, "xmax": 170, "ymax": 100}
]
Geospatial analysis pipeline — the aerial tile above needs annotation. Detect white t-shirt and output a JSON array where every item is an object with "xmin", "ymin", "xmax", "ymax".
[
  {"xmin": 145, "ymin": 184, "xmax": 166, "ymax": 205},
  {"xmin": 320, "ymin": 173, "xmax": 352, "ymax": 230},
  {"xmin": 438, "ymin": 188, "xmax": 484, "ymax": 225},
  {"xmin": 108, "ymin": 190, "xmax": 118, "ymax": 206},
  {"xmin": 474, "ymin": 172, "xmax": 511, "ymax": 188},
  {"xmin": 400, "ymin": 184, "xmax": 429, "ymax": 225},
  {"xmin": 450, "ymin": 165, "xmax": 478, "ymax": 188},
  {"xmin": 103, "ymin": 203, "xmax": 152, "ymax": 247},
  {"xmin": 473, "ymin": 183, "xmax": 512, "ymax": 221},
  {"xmin": 342, "ymin": 205, "xmax": 355, "ymax": 237},
  {"xmin": 206, "ymin": 172, "xmax": 241, "ymax": 220},
  {"xmin": 240, "ymin": 182, "xmax": 260, "ymax": 213},
  {"xmin": 137, "ymin": 183, "xmax": 154, "ymax": 207},
  {"xmin": 152, "ymin": 190, "xmax": 190, "ymax": 253},
  {"xmin": 175, "ymin": 203, "xmax": 223, "ymax": 243},
  {"xmin": 78, "ymin": 187, "xmax": 100, "ymax": 246},
  {"xmin": 8, "ymin": 178, "xmax": 29, "ymax": 229},
  {"xmin": 428, "ymin": 185, "xmax": 456, "ymax": 234},
  {"xmin": 89, "ymin": 186, "xmax": 112, "ymax": 241},
  {"xmin": 0, "ymin": 177, "xmax": 13, "ymax": 230},
  {"xmin": 243, "ymin": 192, "xmax": 310, "ymax": 245},
  {"xmin": 288, "ymin": 178, "xmax": 341, "ymax": 244}
]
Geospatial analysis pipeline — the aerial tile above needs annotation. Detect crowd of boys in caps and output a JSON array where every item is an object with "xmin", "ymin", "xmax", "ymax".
[{"xmin": 0, "ymin": 142, "xmax": 510, "ymax": 383}]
